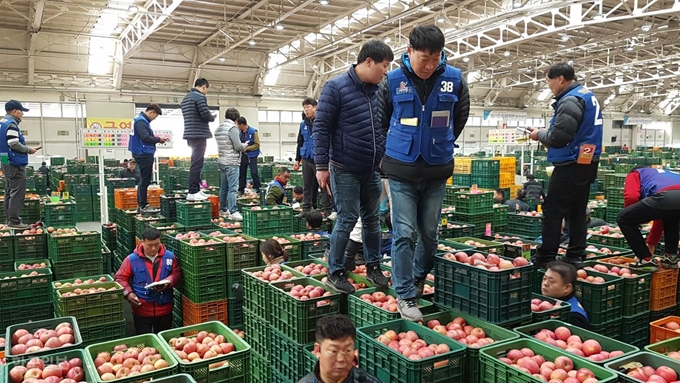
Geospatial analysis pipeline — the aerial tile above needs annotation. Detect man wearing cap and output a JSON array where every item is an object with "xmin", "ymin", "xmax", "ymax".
[
  {"xmin": 128, "ymin": 103, "xmax": 165, "ymax": 214},
  {"xmin": 118, "ymin": 159, "xmax": 141, "ymax": 185},
  {"xmin": 0, "ymin": 100, "xmax": 40, "ymax": 229}
]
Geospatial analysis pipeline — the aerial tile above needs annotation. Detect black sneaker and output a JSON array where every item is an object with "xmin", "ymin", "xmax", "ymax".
[
  {"xmin": 7, "ymin": 222, "xmax": 30, "ymax": 230},
  {"xmin": 530, "ymin": 256, "xmax": 555, "ymax": 270},
  {"xmin": 661, "ymin": 255, "xmax": 678, "ymax": 269},
  {"xmin": 366, "ymin": 264, "xmax": 389, "ymax": 288},
  {"xmin": 562, "ymin": 257, "xmax": 585, "ymax": 270},
  {"xmin": 414, "ymin": 277, "xmax": 426, "ymax": 299},
  {"xmin": 630, "ymin": 258, "xmax": 659, "ymax": 272},
  {"xmin": 326, "ymin": 271, "xmax": 355, "ymax": 294}
]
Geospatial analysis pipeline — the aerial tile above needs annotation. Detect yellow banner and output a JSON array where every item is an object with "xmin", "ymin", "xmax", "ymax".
[{"xmin": 86, "ymin": 118, "xmax": 132, "ymax": 130}]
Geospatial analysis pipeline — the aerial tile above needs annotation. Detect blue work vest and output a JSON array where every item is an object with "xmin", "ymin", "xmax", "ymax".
[
  {"xmin": 637, "ymin": 168, "xmax": 680, "ymax": 198},
  {"xmin": 385, "ymin": 66, "xmax": 461, "ymax": 165},
  {"xmin": 566, "ymin": 296, "xmax": 589, "ymax": 320},
  {"xmin": 128, "ymin": 113, "xmax": 156, "ymax": 155},
  {"xmin": 0, "ymin": 116, "xmax": 28, "ymax": 166},
  {"xmin": 299, "ymin": 120, "xmax": 314, "ymax": 161},
  {"xmin": 547, "ymin": 85, "xmax": 603, "ymax": 163},
  {"xmin": 129, "ymin": 251, "xmax": 174, "ymax": 305},
  {"xmin": 241, "ymin": 126, "xmax": 260, "ymax": 158},
  {"xmin": 264, "ymin": 179, "xmax": 284, "ymax": 206}
]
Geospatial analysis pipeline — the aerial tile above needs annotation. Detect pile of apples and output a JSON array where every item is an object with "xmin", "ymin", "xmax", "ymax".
[
  {"xmin": 103, "ymin": 223, "xmax": 117, "ymax": 228},
  {"xmin": 251, "ymin": 206, "xmax": 281, "ymax": 211},
  {"xmin": 442, "ymin": 252, "xmax": 529, "ymax": 271},
  {"xmin": 16, "ymin": 262, "xmax": 49, "ymax": 270},
  {"xmin": 215, "ymin": 221, "xmax": 242, "ymax": 229},
  {"xmin": 0, "ymin": 230, "xmax": 11, "ymax": 236},
  {"xmin": 270, "ymin": 236, "xmax": 291, "ymax": 245},
  {"xmin": 660, "ymin": 320, "xmax": 680, "ymax": 335},
  {"xmin": 166, "ymin": 331, "xmax": 237, "ymax": 367},
  {"xmin": 426, "ymin": 317, "xmax": 495, "ymax": 348},
  {"xmin": 9, "ymin": 322, "xmax": 76, "ymax": 356},
  {"xmin": 93, "ymin": 344, "xmax": 171, "ymax": 380},
  {"xmin": 59, "ymin": 286, "xmax": 119, "ymax": 298},
  {"xmin": 494, "ymin": 234, "xmax": 523, "ymax": 241},
  {"xmin": 584, "ymin": 264, "xmax": 638, "ymax": 278},
  {"xmin": 624, "ymin": 364, "xmax": 679, "ymax": 383},
  {"xmin": 437, "ymin": 243, "xmax": 467, "ymax": 252},
  {"xmin": 515, "ymin": 211, "xmax": 542, "ymax": 217},
  {"xmin": 585, "ymin": 245, "xmax": 622, "ymax": 255},
  {"xmin": 498, "ymin": 348, "xmax": 598, "ymax": 383},
  {"xmin": 290, "ymin": 233, "xmax": 326, "ymax": 241},
  {"xmin": 54, "ymin": 276, "xmax": 109, "ymax": 288},
  {"xmin": 221, "ymin": 236, "xmax": 250, "ymax": 244},
  {"xmin": 184, "ymin": 237, "xmax": 221, "ymax": 246},
  {"xmin": 357, "ymin": 291, "xmax": 400, "ymax": 312},
  {"xmin": 19, "ymin": 224, "xmax": 44, "ymax": 235},
  {"xmin": 376, "ymin": 330, "xmax": 451, "ymax": 362},
  {"xmin": 2, "ymin": 270, "xmax": 47, "ymax": 279},
  {"xmin": 248, "ymin": 264, "xmax": 295, "ymax": 282},
  {"xmin": 50, "ymin": 228, "xmax": 94, "ymax": 237},
  {"xmin": 533, "ymin": 326, "xmax": 624, "ymax": 362},
  {"xmin": 575, "ymin": 269, "xmax": 606, "ymax": 284},
  {"xmin": 287, "ymin": 284, "xmax": 333, "ymax": 300},
  {"xmin": 502, "ymin": 240, "xmax": 538, "ymax": 251},
  {"xmin": 8, "ymin": 356, "xmax": 86, "ymax": 383},
  {"xmin": 531, "ymin": 298, "xmax": 562, "ymax": 313},
  {"xmin": 233, "ymin": 329, "xmax": 244, "ymax": 338},
  {"xmin": 441, "ymin": 206, "xmax": 455, "ymax": 215},
  {"xmin": 174, "ymin": 231, "xmax": 201, "ymax": 240},
  {"xmin": 155, "ymin": 224, "xmax": 178, "ymax": 230},
  {"xmin": 588, "ymin": 225, "xmax": 625, "ymax": 238},
  {"xmin": 461, "ymin": 240, "xmax": 496, "ymax": 247},
  {"xmin": 292, "ymin": 262, "xmax": 328, "ymax": 276}
]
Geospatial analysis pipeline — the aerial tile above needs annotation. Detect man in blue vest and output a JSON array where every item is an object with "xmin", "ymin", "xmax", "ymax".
[
  {"xmin": 295, "ymin": 97, "xmax": 336, "ymax": 220},
  {"xmin": 0, "ymin": 100, "xmax": 41, "ymax": 230},
  {"xmin": 237, "ymin": 117, "xmax": 261, "ymax": 194},
  {"xmin": 314, "ymin": 39, "xmax": 394, "ymax": 295},
  {"xmin": 114, "ymin": 228, "xmax": 182, "ymax": 334},
  {"xmin": 128, "ymin": 104, "xmax": 165, "ymax": 214},
  {"xmin": 541, "ymin": 261, "xmax": 591, "ymax": 330},
  {"xmin": 529, "ymin": 63, "xmax": 603, "ymax": 270},
  {"xmin": 377, "ymin": 25, "xmax": 470, "ymax": 321},
  {"xmin": 618, "ymin": 166, "xmax": 680, "ymax": 269}
]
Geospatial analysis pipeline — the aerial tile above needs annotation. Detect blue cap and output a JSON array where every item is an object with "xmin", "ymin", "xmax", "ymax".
[{"xmin": 5, "ymin": 100, "xmax": 29, "ymax": 112}]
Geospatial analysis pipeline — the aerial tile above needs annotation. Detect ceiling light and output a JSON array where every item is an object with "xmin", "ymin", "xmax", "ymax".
[
  {"xmin": 249, "ymin": 39, "xmax": 256, "ymax": 46},
  {"xmin": 626, "ymin": 46, "xmax": 633, "ymax": 51},
  {"xmin": 641, "ymin": 23, "xmax": 652, "ymax": 31},
  {"xmin": 567, "ymin": 60, "xmax": 574, "ymax": 65},
  {"xmin": 114, "ymin": 26, "xmax": 123, "ymax": 34},
  {"xmin": 462, "ymin": 57, "xmax": 469, "ymax": 62},
  {"xmin": 513, "ymin": 0, "xmax": 523, "ymax": 8},
  {"xmin": 312, "ymin": 64, "xmax": 318, "ymax": 69},
  {"xmin": 640, "ymin": 109, "xmax": 645, "ymax": 113},
  {"xmin": 422, "ymin": 6, "xmax": 431, "ymax": 11},
  {"xmin": 275, "ymin": 23, "xmax": 284, "ymax": 30},
  {"xmin": 503, "ymin": 51, "xmax": 511, "ymax": 57},
  {"xmin": 561, "ymin": 34, "xmax": 569, "ymax": 41},
  {"xmin": 384, "ymin": 37, "xmax": 391, "ymax": 43},
  {"xmin": 319, "ymin": 0, "xmax": 329, "ymax": 4},
  {"xmin": 436, "ymin": 15, "xmax": 445, "ymax": 23},
  {"xmin": 219, "ymin": 57, "xmax": 226, "ymax": 62},
  {"xmin": 89, "ymin": 79, "xmax": 96, "ymax": 87},
  {"xmin": 537, "ymin": 88, "xmax": 552, "ymax": 101},
  {"xmin": 592, "ymin": 13, "xmax": 604, "ymax": 20},
  {"xmin": 488, "ymin": 102, "xmax": 494, "ymax": 106},
  {"xmin": 350, "ymin": 51, "xmax": 357, "ymax": 56},
  {"xmin": 128, "ymin": 5, "xmax": 138, "ymax": 12}
]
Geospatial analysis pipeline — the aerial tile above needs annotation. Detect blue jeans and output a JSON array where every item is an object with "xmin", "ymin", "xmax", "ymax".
[
  {"xmin": 328, "ymin": 165, "xmax": 382, "ymax": 274},
  {"xmin": 390, "ymin": 179, "xmax": 446, "ymax": 299},
  {"xmin": 219, "ymin": 164, "xmax": 239, "ymax": 214}
]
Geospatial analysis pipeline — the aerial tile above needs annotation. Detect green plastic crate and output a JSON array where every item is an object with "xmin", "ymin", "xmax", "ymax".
[
  {"xmin": 4, "ymin": 349, "xmax": 96, "ymax": 382},
  {"xmin": 575, "ymin": 270, "xmax": 624, "ymax": 325},
  {"xmin": 437, "ymin": 239, "xmax": 476, "ymax": 252},
  {"xmin": 181, "ymin": 270, "xmax": 228, "ymax": 304},
  {"xmin": 269, "ymin": 277, "xmax": 342, "ymax": 344},
  {"xmin": 160, "ymin": 194, "xmax": 186, "ymax": 221},
  {"xmin": 506, "ymin": 213, "xmax": 543, "ymax": 238},
  {"xmin": 256, "ymin": 235, "xmax": 302, "ymax": 262},
  {"xmin": 591, "ymin": 261, "xmax": 651, "ymax": 317},
  {"xmin": 158, "ymin": 321, "xmax": 250, "ymax": 383},
  {"xmin": 348, "ymin": 287, "xmax": 434, "ymax": 328},
  {"xmin": 303, "ymin": 344, "xmax": 317, "ymax": 379},
  {"xmin": 12, "ymin": 231, "xmax": 47, "ymax": 259},
  {"xmin": 445, "ymin": 237, "xmax": 505, "ymax": 254},
  {"xmin": 422, "ymin": 309, "xmax": 520, "ymax": 383},
  {"xmin": 471, "ymin": 175, "xmax": 500, "ymax": 189},
  {"xmin": 604, "ymin": 173, "xmax": 627, "ymax": 189},
  {"xmin": 290, "ymin": 232, "xmax": 330, "ymax": 258},
  {"xmin": 453, "ymin": 191, "xmax": 494, "ymax": 215},
  {"xmin": 589, "ymin": 233, "xmax": 632, "ymax": 248},
  {"xmin": 646, "ymin": 336, "xmax": 680, "ymax": 356},
  {"xmin": 215, "ymin": 233, "xmax": 260, "ymax": 270},
  {"xmin": 21, "ymin": 199, "xmax": 41, "ymax": 222},
  {"xmin": 53, "ymin": 282, "xmax": 125, "ymax": 327},
  {"xmin": 242, "ymin": 206, "xmax": 294, "ymax": 236},
  {"xmin": 0, "ymin": 268, "xmax": 52, "ymax": 307},
  {"xmin": 4, "ymin": 316, "xmax": 83, "ymax": 362},
  {"xmin": 228, "ymin": 297, "xmax": 243, "ymax": 327},
  {"xmin": 357, "ymin": 319, "xmax": 467, "ymax": 383},
  {"xmin": 47, "ymin": 231, "xmax": 102, "ymax": 262},
  {"xmin": 13, "ymin": 258, "xmax": 51, "ymax": 271},
  {"xmin": 179, "ymin": 237, "xmax": 227, "ymax": 275},
  {"xmin": 135, "ymin": 214, "xmax": 166, "ymax": 234},
  {"xmin": 241, "ymin": 266, "xmax": 302, "ymax": 321},
  {"xmin": 79, "ymin": 320, "xmax": 127, "ymax": 346},
  {"xmin": 243, "ymin": 307, "xmax": 271, "ymax": 357},
  {"xmin": 434, "ymin": 251, "xmax": 533, "ymax": 324},
  {"xmin": 621, "ymin": 312, "xmax": 650, "ymax": 348},
  {"xmin": 52, "ymin": 258, "xmax": 104, "ymax": 280},
  {"xmin": 480, "ymin": 338, "xmax": 618, "ymax": 383},
  {"xmin": 514, "ymin": 319, "xmax": 638, "ymax": 364},
  {"xmin": 0, "ymin": 301, "xmax": 53, "ymax": 329},
  {"xmin": 530, "ymin": 293, "xmax": 572, "ymax": 323},
  {"xmin": 605, "ymin": 351, "xmax": 680, "ymax": 383},
  {"xmin": 0, "ymin": 230, "xmax": 13, "ymax": 264},
  {"xmin": 52, "ymin": 274, "xmax": 113, "ymax": 289},
  {"xmin": 44, "ymin": 201, "xmax": 77, "ymax": 227},
  {"xmin": 270, "ymin": 328, "xmax": 309, "ymax": 382},
  {"xmin": 472, "ymin": 159, "xmax": 500, "ymax": 174},
  {"xmin": 116, "ymin": 208, "xmax": 138, "ymax": 232},
  {"xmin": 84, "ymin": 334, "xmax": 180, "ymax": 383},
  {"xmin": 176, "ymin": 200, "xmax": 212, "ymax": 227}
]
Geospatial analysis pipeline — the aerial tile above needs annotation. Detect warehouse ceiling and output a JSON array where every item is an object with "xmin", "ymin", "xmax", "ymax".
[{"xmin": 0, "ymin": 0, "xmax": 678, "ymax": 114}]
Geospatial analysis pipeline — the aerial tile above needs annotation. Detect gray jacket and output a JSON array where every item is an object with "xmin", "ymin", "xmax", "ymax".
[
  {"xmin": 181, "ymin": 88, "xmax": 215, "ymax": 139},
  {"xmin": 215, "ymin": 119, "xmax": 246, "ymax": 166}
]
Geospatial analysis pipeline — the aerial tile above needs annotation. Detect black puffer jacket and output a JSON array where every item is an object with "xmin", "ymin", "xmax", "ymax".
[
  {"xmin": 297, "ymin": 363, "xmax": 382, "ymax": 383},
  {"xmin": 181, "ymin": 88, "xmax": 215, "ymax": 139},
  {"xmin": 536, "ymin": 82, "xmax": 586, "ymax": 163},
  {"xmin": 523, "ymin": 180, "xmax": 545, "ymax": 199}
]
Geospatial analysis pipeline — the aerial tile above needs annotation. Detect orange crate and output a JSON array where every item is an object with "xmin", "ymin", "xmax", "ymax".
[
  {"xmin": 651, "ymin": 268, "xmax": 678, "ymax": 311},
  {"xmin": 453, "ymin": 157, "xmax": 472, "ymax": 174},
  {"xmin": 650, "ymin": 315, "xmax": 680, "ymax": 343},
  {"xmin": 500, "ymin": 172, "xmax": 514, "ymax": 188},
  {"xmin": 147, "ymin": 188, "xmax": 164, "ymax": 208},
  {"xmin": 208, "ymin": 195, "xmax": 220, "ymax": 218},
  {"xmin": 493, "ymin": 157, "xmax": 516, "ymax": 174},
  {"xmin": 181, "ymin": 295, "xmax": 227, "ymax": 326},
  {"xmin": 114, "ymin": 188, "xmax": 138, "ymax": 209}
]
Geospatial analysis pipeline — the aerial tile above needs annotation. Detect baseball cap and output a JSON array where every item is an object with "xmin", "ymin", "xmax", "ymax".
[
  {"xmin": 129, "ymin": 159, "xmax": 136, "ymax": 164},
  {"xmin": 5, "ymin": 100, "xmax": 29, "ymax": 113}
]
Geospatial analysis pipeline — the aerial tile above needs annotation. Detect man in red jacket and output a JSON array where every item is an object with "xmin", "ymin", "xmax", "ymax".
[
  {"xmin": 618, "ymin": 166, "xmax": 680, "ymax": 270},
  {"xmin": 115, "ymin": 228, "xmax": 182, "ymax": 334}
]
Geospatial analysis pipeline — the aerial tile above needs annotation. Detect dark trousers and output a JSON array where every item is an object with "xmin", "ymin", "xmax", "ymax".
[
  {"xmin": 239, "ymin": 155, "xmax": 260, "ymax": 192},
  {"xmin": 535, "ymin": 162, "xmax": 599, "ymax": 261},
  {"xmin": 187, "ymin": 138, "xmax": 206, "ymax": 194},
  {"xmin": 133, "ymin": 154, "xmax": 154, "ymax": 207},
  {"xmin": 2, "ymin": 164, "xmax": 26, "ymax": 225},
  {"xmin": 132, "ymin": 313, "xmax": 172, "ymax": 335},
  {"xmin": 302, "ymin": 159, "xmax": 332, "ymax": 213},
  {"xmin": 617, "ymin": 190, "xmax": 680, "ymax": 260}
]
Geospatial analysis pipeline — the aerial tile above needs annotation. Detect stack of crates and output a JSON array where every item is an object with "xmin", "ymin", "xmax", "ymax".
[
  {"xmin": 91, "ymin": 183, "xmax": 101, "ymax": 220},
  {"xmin": 105, "ymin": 177, "xmax": 136, "ymax": 217},
  {"xmin": 242, "ymin": 205, "xmax": 294, "ymax": 237},
  {"xmin": 494, "ymin": 156, "xmax": 516, "ymax": 188},
  {"xmin": 0, "ymin": 195, "xmax": 40, "ymax": 223},
  {"xmin": 44, "ymin": 198, "xmax": 77, "ymax": 227},
  {"xmin": 452, "ymin": 157, "xmax": 472, "ymax": 187},
  {"xmin": 178, "ymin": 235, "xmax": 229, "ymax": 326},
  {"xmin": 471, "ymin": 159, "xmax": 500, "ymax": 189},
  {"xmin": 256, "ymin": 235, "xmax": 303, "ymax": 262},
  {"xmin": 604, "ymin": 173, "xmax": 627, "ymax": 223},
  {"xmin": 48, "ymin": 229, "xmax": 103, "ymax": 280},
  {"xmin": 258, "ymin": 163, "xmax": 273, "ymax": 183},
  {"xmin": 52, "ymin": 277, "xmax": 126, "ymax": 345},
  {"xmin": 451, "ymin": 191, "xmax": 494, "ymax": 233},
  {"xmin": 115, "ymin": 208, "xmax": 138, "ymax": 252},
  {"xmin": 34, "ymin": 173, "xmax": 48, "ymax": 194},
  {"xmin": 147, "ymin": 187, "xmax": 164, "ymax": 208},
  {"xmin": 134, "ymin": 214, "xmax": 166, "ymax": 242},
  {"xmin": 114, "ymin": 188, "xmax": 138, "ymax": 210},
  {"xmin": 0, "ymin": 228, "xmax": 13, "ymax": 273},
  {"xmin": 201, "ymin": 161, "xmax": 220, "ymax": 188},
  {"xmin": 176, "ymin": 200, "xmax": 212, "ymax": 229},
  {"xmin": 70, "ymin": 184, "xmax": 93, "ymax": 222},
  {"xmin": 492, "ymin": 204, "xmax": 508, "ymax": 232},
  {"xmin": 160, "ymin": 193, "xmax": 186, "ymax": 221},
  {"xmin": 507, "ymin": 211, "xmax": 543, "ymax": 238},
  {"xmin": 0, "ymin": 267, "xmax": 53, "ymax": 328}
]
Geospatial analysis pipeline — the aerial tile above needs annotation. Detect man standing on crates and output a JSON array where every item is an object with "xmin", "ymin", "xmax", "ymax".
[
  {"xmin": 128, "ymin": 104, "xmax": 166, "ymax": 214},
  {"xmin": 115, "ymin": 228, "xmax": 182, "ymax": 334},
  {"xmin": 377, "ymin": 25, "xmax": 469, "ymax": 321},
  {"xmin": 529, "ymin": 63, "xmax": 602, "ymax": 270}
]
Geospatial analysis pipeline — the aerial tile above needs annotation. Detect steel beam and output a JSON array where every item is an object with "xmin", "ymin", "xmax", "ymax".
[{"xmin": 119, "ymin": 0, "xmax": 185, "ymax": 60}]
